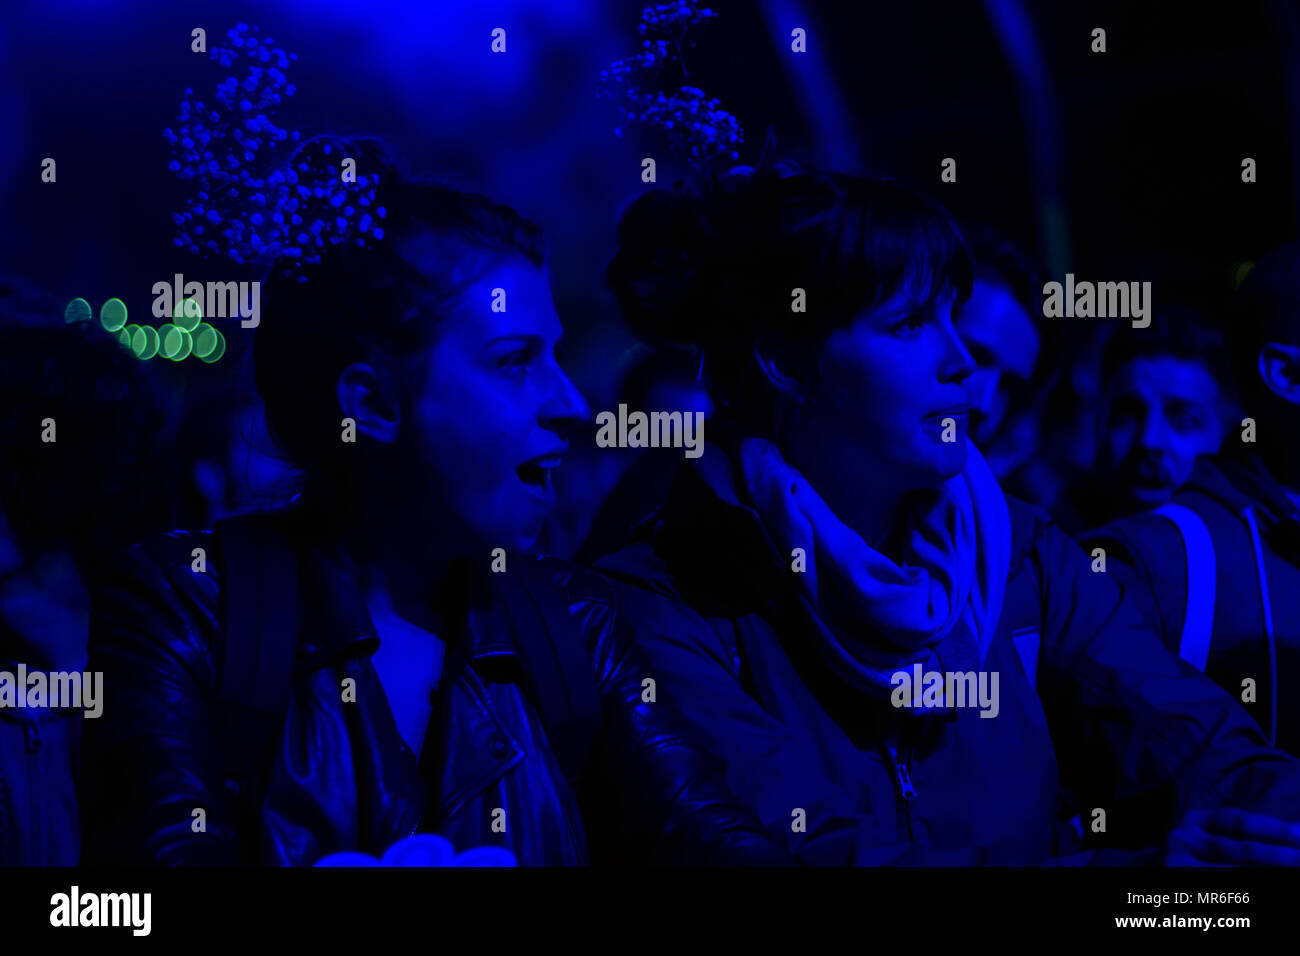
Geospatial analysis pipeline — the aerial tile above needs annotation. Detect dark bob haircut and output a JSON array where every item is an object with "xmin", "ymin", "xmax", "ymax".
[{"xmin": 607, "ymin": 163, "xmax": 973, "ymax": 364}]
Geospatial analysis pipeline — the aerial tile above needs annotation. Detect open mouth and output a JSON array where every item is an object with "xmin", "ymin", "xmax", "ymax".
[
  {"xmin": 925, "ymin": 407, "xmax": 970, "ymax": 423},
  {"xmin": 515, "ymin": 453, "xmax": 564, "ymax": 500},
  {"xmin": 923, "ymin": 408, "xmax": 970, "ymax": 441}
]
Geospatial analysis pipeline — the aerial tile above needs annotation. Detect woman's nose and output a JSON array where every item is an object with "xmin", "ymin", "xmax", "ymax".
[
  {"xmin": 540, "ymin": 366, "xmax": 591, "ymax": 432},
  {"xmin": 940, "ymin": 322, "xmax": 977, "ymax": 384}
]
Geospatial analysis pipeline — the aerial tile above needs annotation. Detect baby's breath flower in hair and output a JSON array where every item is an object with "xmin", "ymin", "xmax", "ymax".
[
  {"xmin": 596, "ymin": 2, "xmax": 742, "ymax": 168},
  {"xmin": 165, "ymin": 24, "xmax": 386, "ymax": 280}
]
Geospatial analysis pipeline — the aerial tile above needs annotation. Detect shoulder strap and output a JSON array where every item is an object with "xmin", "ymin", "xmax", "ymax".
[
  {"xmin": 1004, "ymin": 503, "xmax": 1047, "ymax": 693},
  {"xmin": 493, "ymin": 562, "xmax": 602, "ymax": 790},
  {"xmin": 213, "ymin": 513, "xmax": 302, "ymax": 819},
  {"xmin": 1153, "ymin": 502, "xmax": 1216, "ymax": 671}
]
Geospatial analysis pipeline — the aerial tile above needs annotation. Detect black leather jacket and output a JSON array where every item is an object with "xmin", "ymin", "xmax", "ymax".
[{"xmin": 80, "ymin": 511, "xmax": 788, "ymax": 866}]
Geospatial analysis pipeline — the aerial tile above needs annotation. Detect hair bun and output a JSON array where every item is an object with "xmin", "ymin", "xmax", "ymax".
[
  {"xmin": 261, "ymin": 134, "xmax": 400, "ymax": 278},
  {"xmin": 288, "ymin": 134, "xmax": 402, "ymax": 190},
  {"xmin": 607, "ymin": 161, "xmax": 811, "ymax": 348},
  {"xmin": 606, "ymin": 186, "xmax": 721, "ymax": 348}
]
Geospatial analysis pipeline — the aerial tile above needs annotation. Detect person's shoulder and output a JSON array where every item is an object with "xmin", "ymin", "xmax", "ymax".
[
  {"xmin": 1003, "ymin": 494, "xmax": 1166, "ymax": 592},
  {"xmin": 89, "ymin": 508, "xmax": 312, "ymax": 633},
  {"xmin": 1005, "ymin": 494, "xmax": 1051, "ymax": 531},
  {"xmin": 527, "ymin": 551, "xmax": 705, "ymax": 641},
  {"xmin": 1004, "ymin": 495, "xmax": 1059, "ymax": 564},
  {"xmin": 1078, "ymin": 507, "xmax": 1186, "ymax": 564},
  {"xmin": 1001, "ymin": 491, "xmax": 1175, "ymax": 564},
  {"xmin": 86, "ymin": 527, "xmax": 223, "ymax": 680},
  {"xmin": 531, "ymin": 553, "xmax": 618, "ymax": 610},
  {"xmin": 588, "ymin": 544, "xmax": 731, "ymax": 657},
  {"xmin": 93, "ymin": 527, "xmax": 218, "ymax": 592},
  {"xmin": 592, "ymin": 540, "xmax": 681, "ymax": 599},
  {"xmin": 131, "ymin": 527, "xmax": 215, "ymax": 565},
  {"xmin": 100, "ymin": 507, "xmax": 306, "ymax": 592}
]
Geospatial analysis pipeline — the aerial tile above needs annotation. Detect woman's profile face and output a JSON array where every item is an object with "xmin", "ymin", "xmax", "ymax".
[
  {"xmin": 402, "ymin": 258, "xmax": 589, "ymax": 552},
  {"xmin": 804, "ymin": 291, "xmax": 975, "ymax": 490}
]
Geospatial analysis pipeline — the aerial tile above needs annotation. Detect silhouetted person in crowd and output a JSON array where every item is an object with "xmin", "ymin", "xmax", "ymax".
[
  {"xmin": 956, "ymin": 227, "xmax": 1111, "ymax": 514},
  {"xmin": 0, "ymin": 309, "xmax": 167, "ymax": 865},
  {"xmin": 596, "ymin": 164, "xmax": 1300, "ymax": 865},
  {"xmin": 956, "ymin": 227, "xmax": 1046, "ymax": 484},
  {"xmin": 1055, "ymin": 307, "xmax": 1236, "ymax": 533},
  {"xmin": 176, "ymin": 385, "xmax": 298, "ymax": 526},
  {"xmin": 1084, "ymin": 244, "xmax": 1300, "ymax": 755},
  {"xmin": 80, "ymin": 137, "xmax": 786, "ymax": 866},
  {"xmin": 572, "ymin": 346, "xmax": 713, "ymax": 565}
]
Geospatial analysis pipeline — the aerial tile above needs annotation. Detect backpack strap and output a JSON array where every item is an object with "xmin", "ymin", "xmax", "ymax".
[
  {"xmin": 492, "ymin": 561, "xmax": 602, "ymax": 790},
  {"xmin": 1004, "ymin": 502, "xmax": 1048, "ymax": 694},
  {"xmin": 213, "ymin": 513, "xmax": 302, "ymax": 831},
  {"xmin": 1153, "ymin": 502, "xmax": 1216, "ymax": 672},
  {"xmin": 1007, "ymin": 580, "xmax": 1042, "ymax": 694}
]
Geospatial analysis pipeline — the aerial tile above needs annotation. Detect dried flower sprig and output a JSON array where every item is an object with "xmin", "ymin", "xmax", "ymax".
[
  {"xmin": 597, "ymin": 2, "xmax": 743, "ymax": 167},
  {"xmin": 165, "ymin": 24, "xmax": 386, "ymax": 279}
]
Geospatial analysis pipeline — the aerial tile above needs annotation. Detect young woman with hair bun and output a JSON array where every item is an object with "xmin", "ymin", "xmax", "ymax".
[
  {"xmin": 598, "ymin": 163, "xmax": 1300, "ymax": 866},
  {"xmin": 81, "ymin": 137, "xmax": 787, "ymax": 866}
]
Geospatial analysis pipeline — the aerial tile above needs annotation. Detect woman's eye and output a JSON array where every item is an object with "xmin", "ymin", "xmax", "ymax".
[
  {"xmin": 497, "ymin": 351, "xmax": 530, "ymax": 369},
  {"xmin": 892, "ymin": 313, "xmax": 929, "ymax": 334},
  {"xmin": 1167, "ymin": 401, "xmax": 1206, "ymax": 434}
]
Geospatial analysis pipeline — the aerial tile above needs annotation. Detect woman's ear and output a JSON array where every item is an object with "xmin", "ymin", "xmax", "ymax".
[
  {"xmin": 753, "ymin": 336, "xmax": 807, "ymax": 403},
  {"xmin": 1258, "ymin": 343, "xmax": 1300, "ymax": 405},
  {"xmin": 338, "ymin": 362, "xmax": 402, "ymax": 444}
]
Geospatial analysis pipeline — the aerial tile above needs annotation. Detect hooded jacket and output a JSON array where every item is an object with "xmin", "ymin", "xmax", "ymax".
[
  {"xmin": 79, "ymin": 504, "xmax": 788, "ymax": 866},
  {"xmin": 596, "ymin": 443, "xmax": 1300, "ymax": 865},
  {"xmin": 1082, "ymin": 451, "xmax": 1300, "ymax": 754}
]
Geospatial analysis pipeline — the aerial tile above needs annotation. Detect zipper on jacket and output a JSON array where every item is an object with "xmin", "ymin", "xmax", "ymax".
[
  {"xmin": 883, "ymin": 731, "xmax": 916, "ymax": 841},
  {"xmin": 895, "ymin": 759, "xmax": 918, "ymax": 801}
]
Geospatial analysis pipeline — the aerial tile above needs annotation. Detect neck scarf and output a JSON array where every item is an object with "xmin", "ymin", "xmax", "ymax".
[{"xmin": 738, "ymin": 436, "xmax": 1011, "ymax": 708}]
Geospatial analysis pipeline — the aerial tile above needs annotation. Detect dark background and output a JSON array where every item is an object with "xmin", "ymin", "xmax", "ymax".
[{"xmin": 1, "ymin": 0, "xmax": 1294, "ymax": 402}]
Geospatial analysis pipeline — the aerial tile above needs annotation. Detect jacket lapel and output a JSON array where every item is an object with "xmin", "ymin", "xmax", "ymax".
[{"xmin": 422, "ymin": 571, "xmax": 526, "ymax": 825}]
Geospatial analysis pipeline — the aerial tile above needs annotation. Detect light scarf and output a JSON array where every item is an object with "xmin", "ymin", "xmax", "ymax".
[{"xmin": 738, "ymin": 436, "xmax": 1011, "ymax": 708}]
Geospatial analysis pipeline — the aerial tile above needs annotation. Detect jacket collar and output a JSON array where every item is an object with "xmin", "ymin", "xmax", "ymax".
[
  {"xmin": 285, "ymin": 505, "xmax": 520, "ymax": 673},
  {"xmin": 653, "ymin": 429, "xmax": 803, "ymax": 616},
  {"xmin": 651, "ymin": 432, "xmax": 922, "ymax": 728}
]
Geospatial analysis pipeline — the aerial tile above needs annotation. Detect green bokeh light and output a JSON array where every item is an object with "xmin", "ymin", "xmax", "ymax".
[
  {"xmin": 199, "ymin": 327, "xmax": 226, "ymax": 364},
  {"xmin": 64, "ymin": 298, "xmax": 92, "ymax": 325},
  {"xmin": 117, "ymin": 326, "xmax": 133, "ymax": 349},
  {"xmin": 174, "ymin": 297, "xmax": 203, "ymax": 332},
  {"xmin": 169, "ymin": 328, "xmax": 194, "ymax": 361},
  {"xmin": 131, "ymin": 325, "xmax": 160, "ymax": 360},
  {"xmin": 159, "ymin": 324, "xmax": 181, "ymax": 359},
  {"xmin": 99, "ymin": 298, "xmax": 128, "ymax": 332},
  {"xmin": 192, "ymin": 324, "xmax": 218, "ymax": 359}
]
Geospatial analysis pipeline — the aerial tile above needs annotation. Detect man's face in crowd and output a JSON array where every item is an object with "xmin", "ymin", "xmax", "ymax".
[
  {"xmin": 954, "ymin": 278, "xmax": 1040, "ymax": 447},
  {"xmin": 1097, "ymin": 355, "xmax": 1229, "ymax": 510}
]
